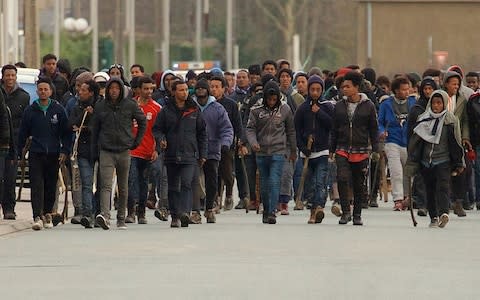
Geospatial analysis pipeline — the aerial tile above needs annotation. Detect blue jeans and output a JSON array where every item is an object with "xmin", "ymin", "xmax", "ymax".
[
  {"xmin": 166, "ymin": 163, "xmax": 195, "ymax": 218},
  {"xmin": 128, "ymin": 157, "xmax": 151, "ymax": 209},
  {"xmin": 306, "ymin": 156, "xmax": 329, "ymax": 209},
  {"xmin": 256, "ymin": 154, "xmax": 285, "ymax": 214},
  {"xmin": 78, "ymin": 157, "xmax": 94, "ymax": 217}
]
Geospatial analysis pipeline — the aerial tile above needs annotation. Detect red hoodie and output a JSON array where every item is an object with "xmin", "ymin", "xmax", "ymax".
[{"xmin": 131, "ymin": 98, "xmax": 161, "ymax": 159}]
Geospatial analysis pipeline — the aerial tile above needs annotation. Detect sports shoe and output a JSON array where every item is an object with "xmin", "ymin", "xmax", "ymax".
[
  {"xmin": 235, "ymin": 198, "xmax": 246, "ymax": 209},
  {"xmin": 180, "ymin": 214, "xmax": 190, "ymax": 227},
  {"xmin": 32, "ymin": 217, "xmax": 43, "ymax": 231},
  {"xmin": 154, "ymin": 207, "xmax": 169, "ymax": 221},
  {"xmin": 280, "ymin": 203, "xmax": 289, "ymax": 215},
  {"xmin": 339, "ymin": 213, "xmax": 352, "ymax": 225},
  {"xmin": 331, "ymin": 201, "xmax": 342, "ymax": 217},
  {"xmin": 224, "ymin": 196, "xmax": 234, "ymax": 211},
  {"xmin": 3, "ymin": 211, "xmax": 16, "ymax": 220},
  {"xmin": 393, "ymin": 200, "xmax": 404, "ymax": 211},
  {"xmin": 117, "ymin": 220, "xmax": 127, "ymax": 230},
  {"xmin": 429, "ymin": 217, "xmax": 439, "ymax": 228},
  {"xmin": 438, "ymin": 213, "xmax": 449, "ymax": 228},
  {"xmin": 267, "ymin": 214, "xmax": 276, "ymax": 224},
  {"xmin": 43, "ymin": 214, "xmax": 53, "ymax": 229},
  {"xmin": 293, "ymin": 200, "xmax": 305, "ymax": 210},
  {"xmin": 189, "ymin": 211, "xmax": 202, "ymax": 224},
  {"xmin": 204, "ymin": 210, "xmax": 216, "ymax": 223},
  {"xmin": 95, "ymin": 214, "xmax": 110, "ymax": 230},
  {"xmin": 314, "ymin": 207, "xmax": 325, "ymax": 223},
  {"xmin": 81, "ymin": 216, "xmax": 93, "ymax": 229},
  {"xmin": 170, "ymin": 218, "xmax": 180, "ymax": 228},
  {"xmin": 125, "ymin": 207, "xmax": 136, "ymax": 223},
  {"xmin": 51, "ymin": 213, "xmax": 64, "ymax": 226},
  {"xmin": 368, "ymin": 198, "xmax": 378, "ymax": 208},
  {"xmin": 262, "ymin": 213, "xmax": 269, "ymax": 224},
  {"xmin": 137, "ymin": 207, "xmax": 147, "ymax": 224},
  {"xmin": 417, "ymin": 208, "xmax": 428, "ymax": 217},
  {"xmin": 353, "ymin": 215, "xmax": 363, "ymax": 226}
]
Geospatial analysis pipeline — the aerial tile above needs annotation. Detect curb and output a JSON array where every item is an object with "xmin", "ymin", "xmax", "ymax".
[{"xmin": 0, "ymin": 220, "xmax": 33, "ymax": 236}]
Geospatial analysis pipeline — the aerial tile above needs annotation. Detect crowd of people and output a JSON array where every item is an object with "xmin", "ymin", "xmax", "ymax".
[{"xmin": 1, "ymin": 54, "xmax": 479, "ymax": 230}]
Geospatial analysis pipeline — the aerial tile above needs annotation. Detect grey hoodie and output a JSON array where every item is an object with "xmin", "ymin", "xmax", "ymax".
[{"xmin": 443, "ymin": 71, "xmax": 470, "ymax": 141}]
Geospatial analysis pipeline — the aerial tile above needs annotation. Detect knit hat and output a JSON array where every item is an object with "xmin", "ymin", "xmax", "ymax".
[
  {"xmin": 195, "ymin": 79, "xmax": 210, "ymax": 95},
  {"xmin": 335, "ymin": 67, "xmax": 352, "ymax": 79},
  {"xmin": 210, "ymin": 67, "xmax": 223, "ymax": 77},
  {"xmin": 93, "ymin": 71, "xmax": 110, "ymax": 83},
  {"xmin": 307, "ymin": 75, "xmax": 325, "ymax": 91},
  {"xmin": 75, "ymin": 71, "xmax": 94, "ymax": 85}
]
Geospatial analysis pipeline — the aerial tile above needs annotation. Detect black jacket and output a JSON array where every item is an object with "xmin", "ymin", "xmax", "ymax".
[
  {"xmin": 91, "ymin": 78, "xmax": 146, "ymax": 154},
  {"xmin": 2, "ymin": 84, "xmax": 29, "ymax": 146},
  {"xmin": 69, "ymin": 97, "xmax": 96, "ymax": 160},
  {"xmin": 0, "ymin": 88, "xmax": 10, "ymax": 147},
  {"xmin": 467, "ymin": 91, "xmax": 480, "ymax": 148},
  {"xmin": 153, "ymin": 98, "xmax": 207, "ymax": 164},
  {"xmin": 330, "ymin": 94, "xmax": 379, "ymax": 154},
  {"xmin": 217, "ymin": 95, "xmax": 243, "ymax": 147}
]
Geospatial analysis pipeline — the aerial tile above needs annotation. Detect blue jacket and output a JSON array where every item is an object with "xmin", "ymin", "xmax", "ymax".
[
  {"xmin": 195, "ymin": 96, "xmax": 233, "ymax": 160},
  {"xmin": 17, "ymin": 99, "xmax": 71, "ymax": 155},
  {"xmin": 378, "ymin": 96, "xmax": 416, "ymax": 147}
]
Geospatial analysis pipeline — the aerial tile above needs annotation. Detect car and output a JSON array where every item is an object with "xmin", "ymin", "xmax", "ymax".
[{"xmin": 0, "ymin": 67, "xmax": 39, "ymax": 104}]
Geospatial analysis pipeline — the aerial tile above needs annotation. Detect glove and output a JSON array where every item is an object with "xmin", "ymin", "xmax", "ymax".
[
  {"xmin": 221, "ymin": 145, "xmax": 230, "ymax": 153},
  {"xmin": 404, "ymin": 161, "xmax": 419, "ymax": 178},
  {"xmin": 302, "ymin": 149, "xmax": 311, "ymax": 157},
  {"xmin": 371, "ymin": 152, "xmax": 380, "ymax": 162}
]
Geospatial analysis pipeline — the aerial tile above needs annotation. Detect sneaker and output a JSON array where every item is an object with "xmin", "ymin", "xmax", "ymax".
[
  {"xmin": 247, "ymin": 201, "xmax": 258, "ymax": 211},
  {"xmin": 339, "ymin": 213, "xmax": 352, "ymax": 225},
  {"xmin": 476, "ymin": 203, "xmax": 480, "ymax": 211},
  {"xmin": 393, "ymin": 200, "xmax": 403, "ymax": 211},
  {"xmin": 262, "ymin": 213, "xmax": 268, "ymax": 224},
  {"xmin": 204, "ymin": 210, "xmax": 216, "ymax": 223},
  {"xmin": 146, "ymin": 198, "xmax": 157, "ymax": 210},
  {"xmin": 368, "ymin": 198, "xmax": 378, "ymax": 208},
  {"xmin": 438, "ymin": 213, "xmax": 449, "ymax": 228},
  {"xmin": 125, "ymin": 208, "xmax": 136, "ymax": 223},
  {"xmin": 117, "ymin": 220, "xmax": 127, "ymax": 230},
  {"xmin": 80, "ymin": 216, "xmax": 93, "ymax": 229},
  {"xmin": 353, "ymin": 215, "xmax": 363, "ymax": 226},
  {"xmin": 280, "ymin": 203, "xmax": 289, "ymax": 215},
  {"xmin": 170, "ymin": 218, "xmax": 180, "ymax": 228},
  {"xmin": 189, "ymin": 211, "xmax": 202, "ymax": 224},
  {"xmin": 429, "ymin": 217, "xmax": 439, "ymax": 228},
  {"xmin": 180, "ymin": 214, "xmax": 190, "ymax": 227},
  {"xmin": 331, "ymin": 201, "xmax": 342, "ymax": 217},
  {"xmin": 267, "ymin": 214, "xmax": 277, "ymax": 224},
  {"xmin": 51, "ymin": 213, "xmax": 64, "ymax": 226},
  {"xmin": 293, "ymin": 200, "xmax": 304, "ymax": 210},
  {"xmin": 95, "ymin": 214, "xmax": 110, "ymax": 230},
  {"xmin": 43, "ymin": 214, "xmax": 53, "ymax": 229},
  {"xmin": 314, "ymin": 207, "xmax": 325, "ymax": 223},
  {"xmin": 417, "ymin": 208, "xmax": 428, "ymax": 217},
  {"xmin": 3, "ymin": 211, "xmax": 16, "ymax": 220},
  {"xmin": 32, "ymin": 217, "xmax": 43, "ymax": 231},
  {"xmin": 154, "ymin": 207, "xmax": 169, "ymax": 221},
  {"xmin": 224, "ymin": 196, "xmax": 234, "ymax": 211},
  {"xmin": 71, "ymin": 214, "xmax": 82, "ymax": 224},
  {"xmin": 235, "ymin": 198, "xmax": 246, "ymax": 209}
]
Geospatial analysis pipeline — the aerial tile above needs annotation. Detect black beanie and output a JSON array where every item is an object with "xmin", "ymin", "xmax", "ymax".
[
  {"xmin": 307, "ymin": 75, "xmax": 325, "ymax": 91},
  {"xmin": 195, "ymin": 79, "xmax": 210, "ymax": 95},
  {"xmin": 361, "ymin": 68, "xmax": 376, "ymax": 86}
]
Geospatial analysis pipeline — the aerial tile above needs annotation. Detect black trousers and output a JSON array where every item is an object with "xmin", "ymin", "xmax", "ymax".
[
  {"xmin": 0, "ymin": 158, "xmax": 17, "ymax": 214},
  {"xmin": 218, "ymin": 148, "xmax": 235, "ymax": 198},
  {"xmin": 336, "ymin": 156, "xmax": 369, "ymax": 217},
  {"xmin": 29, "ymin": 152, "xmax": 59, "ymax": 219},
  {"xmin": 422, "ymin": 162, "xmax": 451, "ymax": 218},
  {"xmin": 166, "ymin": 163, "xmax": 195, "ymax": 218},
  {"xmin": 204, "ymin": 159, "xmax": 219, "ymax": 210}
]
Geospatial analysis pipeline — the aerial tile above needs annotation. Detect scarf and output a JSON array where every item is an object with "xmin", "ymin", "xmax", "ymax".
[{"xmin": 414, "ymin": 108, "xmax": 446, "ymax": 144}]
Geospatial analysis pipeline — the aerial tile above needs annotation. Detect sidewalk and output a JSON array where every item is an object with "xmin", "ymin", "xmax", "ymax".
[{"xmin": 0, "ymin": 188, "xmax": 74, "ymax": 236}]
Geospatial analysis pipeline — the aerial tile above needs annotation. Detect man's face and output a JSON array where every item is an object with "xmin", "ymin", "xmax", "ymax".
[
  {"xmin": 2, "ymin": 69, "xmax": 17, "ymax": 89},
  {"xmin": 109, "ymin": 67, "xmax": 121, "ymax": 78},
  {"xmin": 279, "ymin": 72, "xmax": 292, "ymax": 89},
  {"xmin": 423, "ymin": 85, "xmax": 434, "ymax": 99},
  {"xmin": 466, "ymin": 76, "xmax": 479, "ymax": 91},
  {"xmin": 78, "ymin": 83, "xmax": 93, "ymax": 101},
  {"xmin": 249, "ymin": 74, "xmax": 261, "ymax": 85},
  {"xmin": 341, "ymin": 80, "xmax": 359, "ymax": 98},
  {"xmin": 431, "ymin": 96, "xmax": 444, "ymax": 113},
  {"xmin": 379, "ymin": 84, "xmax": 390, "ymax": 94},
  {"xmin": 225, "ymin": 74, "xmax": 235, "ymax": 90},
  {"xmin": 296, "ymin": 76, "xmax": 308, "ymax": 96},
  {"xmin": 236, "ymin": 71, "xmax": 249, "ymax": 89},
  {"xmin": 309, "ymin": 83, "xmax": 323, "ymax": 101},
  {"xmin": 209, "ymin": 80, "xmax": 224, "ymax": 100},
  {"xmin": 266, "ymin": 94, "xmax": 278, "ymax": 108},
  {"xmin": 108, "ymin": 82, "xmax": 122, "ymax": 101},
  {"xmin": 164, "ymin": 74, "xmax": 175, "ymax": 92},
  {"xmin": 140, "ymin": 82, "xmax": 154, "ymax": 99},
  {"xmin": 394, "ymin": 83, "xmax": 410, "ymax": 100},
  {"xmin": 445, "ymin": 77, "xmax": 460, "ymax": 96},
  {"xmin": 36, "ymin": 82, "xmax": 52, "ymax": 100},
  {"xmin": 43, "ymin": 59, "xmax": 57, "ymax": 76},
  {"xmin": 130, "ymin": 67, "xmax": 143, "ymax": 78},
  {"xmin": 175, "ymin": 83, "xmax": 189, "ymax": 102},
  {"xmin": 262, "ymin": 64, "xmax": 276, "ymax": 76},
  {"xmin": 187, "ymin": 78, "xmax": 197, "ymax": 88}
]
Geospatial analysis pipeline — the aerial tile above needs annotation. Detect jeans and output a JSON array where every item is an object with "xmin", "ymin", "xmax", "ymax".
[
  {"xmin": 306, "ymin": 156, "xmax": 329, "ymax": 208},
  {"xmin": 166, "ymin": 163, "xmax": 195, "ymax": 218},
  {"xmin": 150, "ymin": 152, "xmax": 168, "ymax": 208},
  {"xmin": 78, "ymin": 157, "xmax": 94, "ymax": 217},
  {"xmin": 128, "ymin": 157, "xmax": 151, "ymax": 209},
  {"xmin": 384, "ymin": 143, "xmax": 408, "ymax": 201},
  {"xmin": 0, "ymin": 157, "xmax": 16, "ymax": 214},
  {"xmin": 99, "ymin": 150, "xmax": 131, "ymax": 220},
  {"xmin": 256, "ymin": 154, "xmax": 285, "ymax": 214},
  {"xmin": 29, "ymin": 153, "xmax": 59, "ymax": 220},
  {"xmin": 422, "ymin": 162, "xmax": 451, "ymax": 217},
  {"xmin": 293, "ymin": 155, "xmax": 314, "ymax": 202},
  {"xmin": 279, "ymin": 160, "xmax": 294, "ymax": 203},
  {"xmin": 336, "ymin": 155, "xmax": 368, "ymax": 217}
]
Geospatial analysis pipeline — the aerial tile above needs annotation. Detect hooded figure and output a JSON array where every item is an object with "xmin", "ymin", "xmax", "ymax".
[{"xmin": 407, "ymin": 77, "xmax": 438, "ymax": 140}]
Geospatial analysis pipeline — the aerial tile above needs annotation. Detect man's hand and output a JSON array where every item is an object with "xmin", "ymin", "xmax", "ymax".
[
  {"xmin": 288, "ymin": 152, "xmax": 297, "ymax": 162},
  {"xmin": 328, "ymin": 153, "xmax": 335, "ymax": 162},
  {"xmin": 252, "ymin": 144, "xmax": 260, "ymax": 152},
  {"xmin": 85, "ymin": 106, "xmax": 94, "ymax": 114},
  {"xmin": 238, "ymin": 145, "xmax": 249, "ymax": 156},
  {"xmin": 311, "ymin": 103, "xmax": 320, "ymax": 113},
  {"xmin": 160, "ymin": 140, "xmax": 167, "ymax": 150},
  {"xmin": 151, "ymin": 150, "xmax": 158, "ymax": 162},
  {"xmin": 452, "ymin": 167, "xmax": 465, "ymax": 176},
  {"xmin": 462, "ymin": 139, "xmax": 472, "ymax": 151},
  {"xmin": 198, "ymin": 158, "xmax": 206, "ymax": 167},
  {"xmin": 379, "ymin": 131, "xmax": 388, "ymax": 140},
  {"xmin": 58, "ymin": 153, "xmax": 67, "ymax": 165}
]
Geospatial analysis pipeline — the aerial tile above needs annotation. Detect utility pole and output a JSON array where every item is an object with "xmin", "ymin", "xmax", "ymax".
[
  {"xmin": 24, "ymin": 0, "xmax": 39, "ymax": 68},
  {"xmin": 54, "ymin": 0, "xmax": 60, "ymax": 57},
  {"xmin": 195, "ymin": 0, "xmax": 202, "ymax": 61},
  {"xmin": 162, "ymin": 0, "xmax": 170, "ymax": 70},
  {"xmin": 114, "ymin": 0, "xmax": 123, "ymax": 64},
  {"xmin": 91, "ymin": 0, "xmax": 98, "ymax": 72},
  {"xmin": 226, "ymin": 0, "xmax": 232, "ymax": 71},
  {"xmin": 126, "ymin": 0, "xmax": 135, "ymax": 70}
]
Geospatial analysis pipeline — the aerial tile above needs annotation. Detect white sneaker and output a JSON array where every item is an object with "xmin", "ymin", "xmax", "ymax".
[
  {"xmin": 439, "ymin": 213, "xmax": 449, "ymax": 228},
  {"xmin": 32, "ymin": 217, "xmax": 43, "ymax": 231},
  {"xmin": 43, "ymin": 214, "xmax": 53, "ymax": 229}
]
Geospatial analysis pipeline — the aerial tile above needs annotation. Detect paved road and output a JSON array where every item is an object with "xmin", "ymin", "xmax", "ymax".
[{"xmin": 1, "ymin": 199, "xmax": 480, "ymax": 300}]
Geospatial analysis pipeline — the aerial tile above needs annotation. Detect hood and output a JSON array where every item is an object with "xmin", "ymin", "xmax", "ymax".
[
  {"xmin": 105, "ymin": 77, "xmax": 125, "ymax": 102},
  {"xmin": 428, "ymin": 89, "xmax": 449, "ymax": 113},
  {"xmin": 160, "ymin": 70, "xmax": 175, "ymax": 91},
  {"xmin": 261, "ymin": 80, "xmax": 281, "ymax": 107},
  {"xmin": 418, "ymin": 76, "xmax": 438, "ymax": 102},
  {"xmin": 448, "ymin": 65, "xmax": 464, "ymax": 79},
  {"xmin": 443, "ymin": 71, "xmax": 462, "ymax": 87},
  {"xmin": 194, "ymin": 95, "xmax": 216, "ymax": 112}
]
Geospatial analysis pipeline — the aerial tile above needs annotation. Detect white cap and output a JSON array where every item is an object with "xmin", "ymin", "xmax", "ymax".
[{"xmin": 93, "ymin": 71, "xmax": 110, "ymax": 83}]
